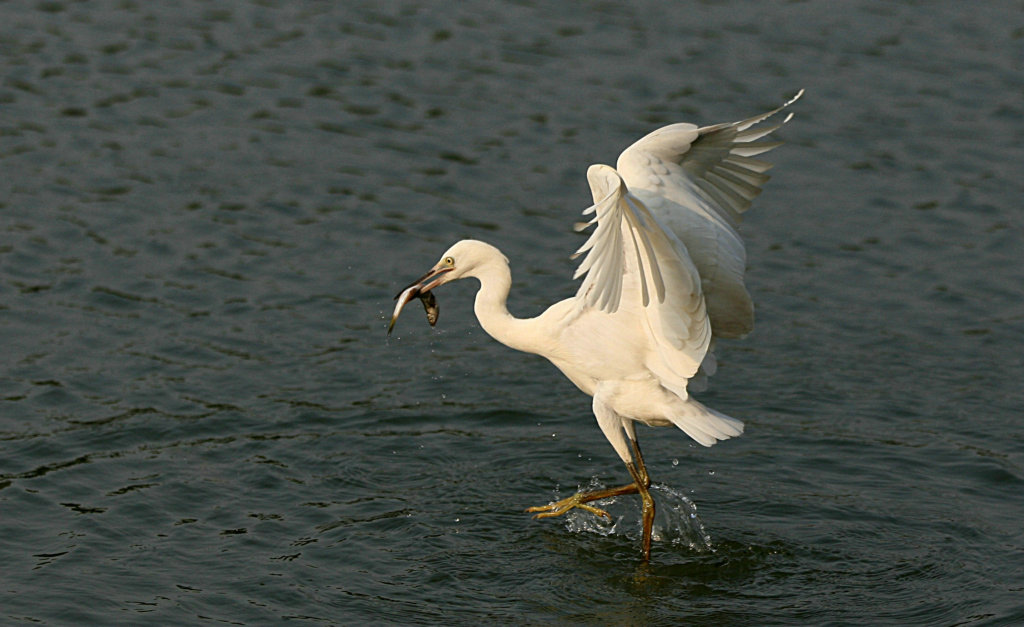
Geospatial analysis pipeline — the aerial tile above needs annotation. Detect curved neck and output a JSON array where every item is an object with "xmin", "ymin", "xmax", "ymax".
[{"xmin": 472, "ymin": 262, "xmax": 539, "ymax": 354}]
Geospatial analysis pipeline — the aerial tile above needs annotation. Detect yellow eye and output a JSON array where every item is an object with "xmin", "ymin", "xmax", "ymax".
[{"xmin": 444, "ymin": 256, "xmax": 455, "ymax": 266}]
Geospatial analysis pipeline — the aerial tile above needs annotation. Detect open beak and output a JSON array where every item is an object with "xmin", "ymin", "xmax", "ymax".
[
  {"xmin": 401, "ymin": 265, "xmax": 453, "ymax": 296},
  {"xmin": 387, "ymin": 265, "xmax": 452, "ymax": 336}
]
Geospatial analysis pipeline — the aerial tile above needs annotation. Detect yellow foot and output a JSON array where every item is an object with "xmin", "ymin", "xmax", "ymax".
[{"xmin": 525, "ymin": 493, "xmax": 613, "ymax": 521}]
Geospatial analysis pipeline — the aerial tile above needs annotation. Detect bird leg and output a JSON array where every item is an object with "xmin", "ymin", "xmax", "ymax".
[
  {"xmin": 527, "ymin": 437, "xmax": 656, "ymax": 561},
  {"xmin": 625, "ymin": 437, "xmax": 655, "ymax": 561}
]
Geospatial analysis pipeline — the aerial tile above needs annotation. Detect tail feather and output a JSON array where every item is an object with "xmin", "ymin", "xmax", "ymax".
[{"xmin": 667, "ymin": 399, "xmax": 744, "ymax": 447}]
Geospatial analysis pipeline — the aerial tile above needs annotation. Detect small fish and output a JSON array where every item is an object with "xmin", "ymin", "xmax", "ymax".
[
  {"xmin": 420, "ymin": 289, "xmax": 439, "ymax": 326},
  {"xmin": 388, "ymin": 285, "xmax": 440, "ymax": 335}
]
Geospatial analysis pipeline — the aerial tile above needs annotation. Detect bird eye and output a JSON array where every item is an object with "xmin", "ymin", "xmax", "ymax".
[{"xmin": 444, "ymin": 256, "xmax": 454, "ymax": 266}]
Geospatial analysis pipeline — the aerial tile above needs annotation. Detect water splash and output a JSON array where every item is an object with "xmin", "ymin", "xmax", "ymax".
[{"xmin": 559, "ymin": 478, "xmax": 714, "ymax": 552}]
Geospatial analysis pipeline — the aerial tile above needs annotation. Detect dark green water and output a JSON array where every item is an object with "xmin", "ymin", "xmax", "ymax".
[{"xmin": 2, "ymin": 1, "xmax": 1022, "ymax": 624}]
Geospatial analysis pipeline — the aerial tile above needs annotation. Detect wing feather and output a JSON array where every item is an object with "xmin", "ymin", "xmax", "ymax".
[
  {"xmin": 612, "ymin": 90, "xmax": 802, "ymax": 340},
  {"xmin": 574, "ymin": 164, "xmax": 711, "ymax": 385},
  {"xmin": 727, "ymin": 141, "xmax": 784, "ymax": 159},
  {"xmin": 616, "ymin": 89, "xmax": 802, "ymax": 228},
  {"xmin": 721, "ymin": 154, "xmax": 773, "ymax": 173}
]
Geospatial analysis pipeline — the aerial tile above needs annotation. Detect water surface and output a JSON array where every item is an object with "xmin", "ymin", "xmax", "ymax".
[{"xmin": 2, "ymin": 1, "xmax": 1023, "ymax": 624}]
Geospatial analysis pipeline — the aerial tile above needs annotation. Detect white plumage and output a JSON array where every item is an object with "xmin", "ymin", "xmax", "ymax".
[{"xmin": 389, "ymin": 90, "xmax": 802, "ymax": 560}]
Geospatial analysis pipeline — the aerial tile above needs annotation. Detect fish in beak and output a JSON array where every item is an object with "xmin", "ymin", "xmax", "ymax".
[{"xmin": 387, "ymin": 265, "xmax": 451, "ymax": 335}]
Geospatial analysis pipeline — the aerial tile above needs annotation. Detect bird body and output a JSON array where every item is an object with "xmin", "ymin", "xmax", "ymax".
[{"xmin": 389, "ymin": 91, "xmax": 802, "ymax": 560}]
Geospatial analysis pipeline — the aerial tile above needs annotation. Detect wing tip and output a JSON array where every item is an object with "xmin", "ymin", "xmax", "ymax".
[{"xmin": 735, "ymin": 88, "xmax": 805, "ymax": 132}]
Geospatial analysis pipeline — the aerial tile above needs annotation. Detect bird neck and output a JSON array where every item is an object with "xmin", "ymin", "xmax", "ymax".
[{"xmin": 471, "ymin": 261, "xmax": 539, "ymax": 354}]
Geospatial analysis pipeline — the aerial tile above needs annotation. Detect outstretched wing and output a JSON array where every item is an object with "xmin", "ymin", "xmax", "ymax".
[
  {"xmin": 613, "ymin": 90, "xmax": 802, "ymax": 338},
  {"xmin": 572, "ymin": 164, "xmax": 710, "ymax": 389},
  {"xmin": 617, "ymin": 89, "xmax": 802, "ymax": 229}
]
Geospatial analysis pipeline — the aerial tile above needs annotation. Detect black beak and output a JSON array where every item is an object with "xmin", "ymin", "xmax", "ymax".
[{"xmin": 388, "ymin": 266, "xmax": 453, "ymax": 335}]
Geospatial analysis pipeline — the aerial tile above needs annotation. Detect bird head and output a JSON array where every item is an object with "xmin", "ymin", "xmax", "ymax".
[{"xmin": 387, "ymin": 240, "xmax": 505, "ymax": 335}]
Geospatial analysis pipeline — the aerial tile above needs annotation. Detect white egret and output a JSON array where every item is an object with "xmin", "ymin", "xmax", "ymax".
[{"xmin": 389, "ymin": 91, "xmax": 802, "ymax": 561}]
